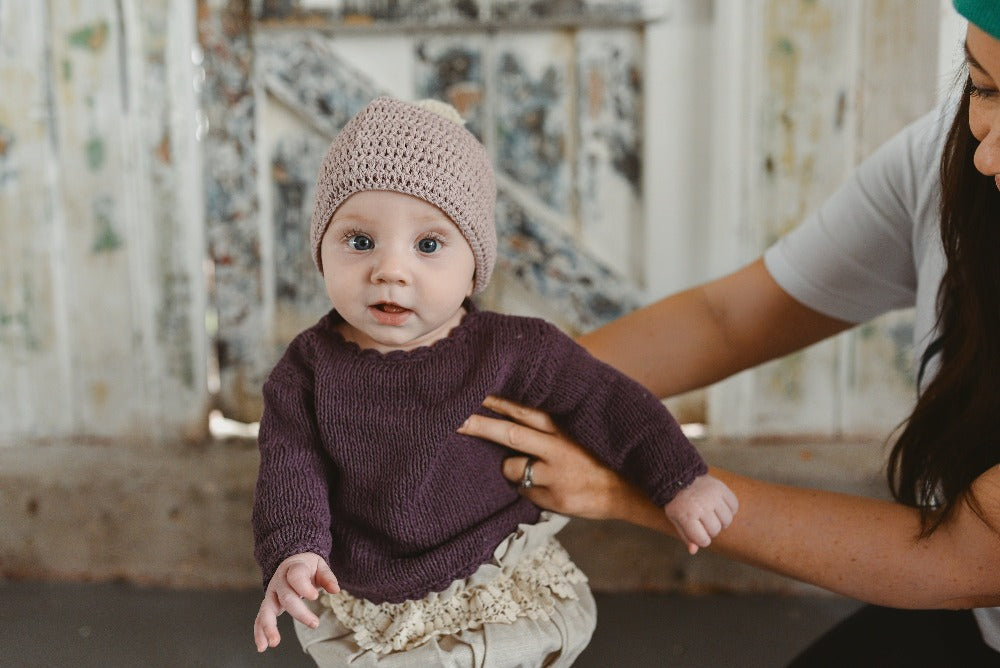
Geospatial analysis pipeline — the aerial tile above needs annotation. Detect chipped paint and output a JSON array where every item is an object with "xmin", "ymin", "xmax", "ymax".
[
  {"xmin": 495, "ymin": 188, "xmax": 638, "ymax": 332},
  {"xmin": 255, "ymin": 31, "xmax": 386, "ymax": 139},
  {"xmin": 90, "ymin": 196, "xmax": 122, "ymax": 252},
  {"xmin": 257, "ymin": 0, "xmax": 482, "ymax": 25},
  {"xmin": 495, "ymin": 39, "xmax": 571, "ymax": 213},
  {"xmin": 0, "ymin": 269, "xmax": 46, "ymax": 352},
  {"xmin": 574, "ymin": 30, "xmax": 642, "ymax": 280},
  {"xmin": 270, "ymin": 134, "xmax": 329, "ymax": 328},
  {"xmin": 0, "ymin": 124, "xmax": 15, "ymax": 186},
  {"xmin": 200, "ymin": 0, "xmax": 267, "ymax": 422},
  {"xmin": 85, "ymin": 135, "xmax": 105, "ymax": 170},
  {"xmin": 415, "ymin": 38, "xmax": 485, "ymax": 140},
  {"xmin": 491, "ymin": 0, "xmax": 642, "ymax": 22},
  {"xmin": 68, "ymin": 21, "xmax": 109, "ymax": 52}
]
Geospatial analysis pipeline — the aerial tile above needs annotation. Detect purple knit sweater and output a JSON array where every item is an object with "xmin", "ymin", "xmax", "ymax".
[{"xmin": 252, "ymin": 304, "xmax": 706, "ymax": 603}]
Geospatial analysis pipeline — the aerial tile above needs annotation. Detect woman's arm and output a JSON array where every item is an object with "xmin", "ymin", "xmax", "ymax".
[
  {"xmin": 707, "ymin": 465, "xmax": 1000, "ymax": 609},
  {"xmin": 459, "ymin": 399, "xmax": 1000, "ymax": 609},
  {"xmin": 578, "ymin": 258, "xmax": 852, "ymax": 398}
]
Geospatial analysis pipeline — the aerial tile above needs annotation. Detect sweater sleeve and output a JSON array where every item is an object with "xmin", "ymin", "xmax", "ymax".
[
  {"xmin": 518, "ymin": 321, "xmax": 707, "ymax": 507},
  {"xmin": 251, "ymin": 338, "xmax": 334, "ymax": 589}
]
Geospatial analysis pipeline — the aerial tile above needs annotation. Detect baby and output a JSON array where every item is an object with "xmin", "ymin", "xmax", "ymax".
[{"xmin": 252, "ymin": 96, "xmax": 738, "ymax": 666}]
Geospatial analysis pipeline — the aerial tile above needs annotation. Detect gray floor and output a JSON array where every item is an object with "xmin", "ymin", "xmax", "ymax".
[{"xmin": 0, "ymin": 579, "xmax": 861, "ymax": 667}]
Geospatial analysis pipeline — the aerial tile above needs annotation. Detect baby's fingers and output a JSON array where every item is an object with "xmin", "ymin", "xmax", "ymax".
[
  {"xmin": 285, "ymin": 560, "xmax": 321, "ymax": 600},
  {"xmin": 253, "ymin": 598, "xmax": 282, "ymax": 652},
  {"xmin": 715, "ymin": 499, "xmax": 737, "ymax": 530},
  {"xmin": 315, "ymin": 560, "xmax": 341, "ymax": 595},
  {"xmin": 671, "ymin": 517, "xmax": 711, "ymax": 555},
  {"xmin": 279, "ymin": 589, "xmax": 321, "ymax": 630}
]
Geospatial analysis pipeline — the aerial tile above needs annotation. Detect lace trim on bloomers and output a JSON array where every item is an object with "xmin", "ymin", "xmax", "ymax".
[{"xmin": 320, "ymin": 516, "xmax": 587, "ymax": 655}]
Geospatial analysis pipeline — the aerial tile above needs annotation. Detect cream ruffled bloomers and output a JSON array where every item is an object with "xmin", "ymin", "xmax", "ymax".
[{"xmin": 319, "ymin": 513, "xmax": 588, "ymax": 655}]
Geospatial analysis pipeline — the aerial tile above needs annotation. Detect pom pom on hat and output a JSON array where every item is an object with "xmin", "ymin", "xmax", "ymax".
[{"xmin": 310, "ymin": 96, "xmax": 497, "ymax": 295}]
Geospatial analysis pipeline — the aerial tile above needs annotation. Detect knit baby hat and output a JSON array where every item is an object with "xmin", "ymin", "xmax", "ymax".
[
  {"xmin": 954, "ymin": 0, "xmax": 1000, "ymax": 40},
  {"xmin": 310, "ymin": 96, "xmax": 497, "ymax": 294}
]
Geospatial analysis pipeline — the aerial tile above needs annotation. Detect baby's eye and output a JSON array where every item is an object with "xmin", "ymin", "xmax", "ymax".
[
  {"xmin": 417, "ymin": 237, "xmax": 440, "ymax": 254},
  {"xmin": 348, "ymin": 234, "xmax": 373, "ymax": 251}
]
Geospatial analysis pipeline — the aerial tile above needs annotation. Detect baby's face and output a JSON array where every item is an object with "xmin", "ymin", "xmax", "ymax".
[{"xmin": 320, "ymin": 190, "xmax": 476, "ymax": 353}]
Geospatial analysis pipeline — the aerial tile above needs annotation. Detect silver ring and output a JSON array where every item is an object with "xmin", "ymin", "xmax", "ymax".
[{"xmin": 519, "ymin": 458, "xmax": 535, "ymax": 489}]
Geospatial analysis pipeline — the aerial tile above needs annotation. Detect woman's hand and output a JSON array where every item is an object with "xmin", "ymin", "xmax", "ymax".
[{"xmin": 459, "ymin": 396, "xmax": 676, "ymax": 534}]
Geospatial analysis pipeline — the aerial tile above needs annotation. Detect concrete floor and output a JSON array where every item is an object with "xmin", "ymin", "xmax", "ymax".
[{"xmin": 0, "ymin": 579, "xmax": 861, "ymax": 667}]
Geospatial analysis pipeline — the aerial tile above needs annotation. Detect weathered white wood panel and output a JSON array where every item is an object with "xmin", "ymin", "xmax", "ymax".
[
  {"xmin": 0, "ymin": 0, "xmax": 208, "ymax": 445},
  {"xmin": 709, "ymin": 0, "xmax": 857, "ymax": 438},
  {"xmin": 0, "ymin": 1, "xmax": 74, "ymax": 441},
  {"xmin": 837, "ymin": 0, "xmax": 938, "ymax": 437},
  {"xmin": 708, "ymin": 0, "xmax": 940, "ymax": 439},
  {"xmin": 576, "ymin": 29, "xmax": 643, "ymax": 284}
]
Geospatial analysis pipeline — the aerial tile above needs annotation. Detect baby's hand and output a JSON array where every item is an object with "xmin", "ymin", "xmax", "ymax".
[
  {"xmin": 664, "ymin": 474, "xmax": 739, "ymax": 555},
  {"xmin": 253, "ymin": 553, "xmax": 340, "ymax": 653}
]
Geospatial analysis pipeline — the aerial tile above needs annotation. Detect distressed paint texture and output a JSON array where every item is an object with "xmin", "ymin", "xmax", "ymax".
[
  {"xmin": 130, "ymin": 0, "xmax": 210, "ymax": 421},
  {"xmin": 495, "ymin": 184, "xmax": 639, "ymax": 332},
  {"xmin": 838, "ymin": 0, "xmax": 939, "ymax": 436},
  {"xmin": 576, "ymin": 29, "xmax": 643, "ymax": 281},
  {"xmin": 0, "ymin": 1, "xmax": 77, "ymax": 440},
  {"xmin": 51, "ymin": 0, "xmax": 152, "ymax": 439},
  {"xmin": 708, "ymin": 0, "xmax": 939, "ymax": 439},
  {"xmin": 495, "ymin": 33, "xmax": 573, "ymax": 217},
  {"xmin": 0, "ymin": 0, "xmax": 208, "ymax": 445},
  {"xmin": 414, "ymin": 37, "xmax": 486, "ymax": 141},
  {"xmin": 257, "ymin": 0, "xmax": 484, "ymax": 24},
  {"xmin": 255, "ymin": 0, "xmax": 654, "ymax": 26},
  {"xmin": 255, "ymin": 31, "xmax": 382, "ymax": 138},
  {"xmin": 199, "ymin": 0, "xmax": 266, "ymax": 422},
  {"xmin": 709, "ymin": 0, "xmax": 855, "ymax": 437},
  {"xmin": 269, "ymin": 134, "xmax": 334, "ymax": 343},
  {"xmin": 491, "ymin": 0, "xmax": 643, "ymax": 22}
]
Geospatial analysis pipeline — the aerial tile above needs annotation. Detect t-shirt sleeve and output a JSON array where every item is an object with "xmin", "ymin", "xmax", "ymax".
[
  {"xmin": 763, "ymin": 108, "xmax": 943, "ymax": 324},
  {"xmin": 251, "ymin": 337, "xmax": 333, "ymax": 588},
  {"xmin": 518, "ymin": 321, "xmax": 707, "ymax": 507}
]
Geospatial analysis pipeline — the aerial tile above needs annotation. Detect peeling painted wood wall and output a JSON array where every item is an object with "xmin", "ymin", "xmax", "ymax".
[
  {"xmin": 0, "ymin": 0, "xmax": 208, "ymax": 445},
  {"xmin": 2, "ymin": 0, "xmax": 950, "ymax": 447},
  {"xmin": 707, "ymin": 0, "xmax": 943, "ymax": 439}
]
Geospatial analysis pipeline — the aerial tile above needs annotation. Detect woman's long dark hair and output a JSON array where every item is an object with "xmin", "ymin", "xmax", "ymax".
[{"xmin": 887, "ymin": 78, "xmax": 1000, "ymax": 536}]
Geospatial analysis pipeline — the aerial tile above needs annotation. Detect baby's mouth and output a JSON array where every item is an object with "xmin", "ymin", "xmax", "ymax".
[{"xmin": 374, "ymin": 302, "xmax": 408, "ymax": 313}]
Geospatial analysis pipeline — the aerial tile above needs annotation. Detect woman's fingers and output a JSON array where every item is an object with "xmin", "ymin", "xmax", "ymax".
[
  {"xmin": 460, "ymin": 413, "xmax": 559, "ymax": 460},
  {"xmin": 504, "ymin": 454, "xmax": 551, "ymax": 489},
  {"xmin": 503, "ymin": 455, "xmax": 532, "ymax": 485},
  {"xmin": 481, "ymin": 395, "xmax": 560, "ymax": 434}
]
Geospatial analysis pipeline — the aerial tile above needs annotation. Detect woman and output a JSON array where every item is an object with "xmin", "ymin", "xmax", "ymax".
[{"xmin": 460, "ymin": 1, "xmax": 1000, "ymax": 664}]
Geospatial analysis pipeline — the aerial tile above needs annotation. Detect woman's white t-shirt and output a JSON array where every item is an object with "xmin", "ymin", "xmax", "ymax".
[{"xmin": 763, "ymin": 101, "xmax": 1000, "ymax": 651}]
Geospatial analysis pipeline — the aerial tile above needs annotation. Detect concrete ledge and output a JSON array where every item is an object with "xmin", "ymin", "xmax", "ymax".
[
  {"xmin": 0, "ymin": 440, "xmax": 262, "ymax": 588},
  {"xmin": 0, "ymin": 437, "xmax": 889, "ymax": 592}
]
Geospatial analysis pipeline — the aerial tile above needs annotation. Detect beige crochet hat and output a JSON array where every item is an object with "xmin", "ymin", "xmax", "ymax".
[{"xmin": 310, "ymin": 96, "xmax": 497, "ymax": 294}]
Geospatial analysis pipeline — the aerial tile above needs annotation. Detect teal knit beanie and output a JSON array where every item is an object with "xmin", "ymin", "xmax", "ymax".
[{"xmin": 954, "ymin": 0, "xmax": 1000, "ymax": 40}]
